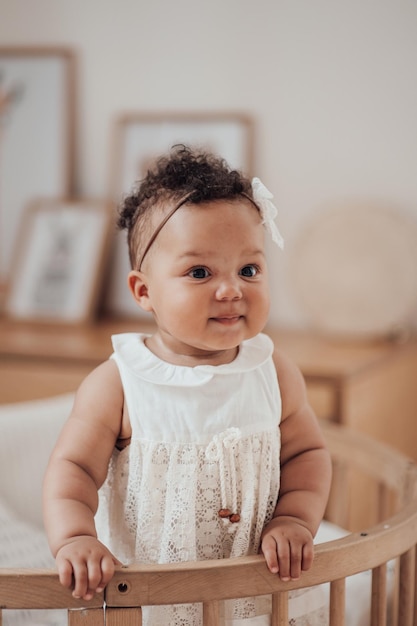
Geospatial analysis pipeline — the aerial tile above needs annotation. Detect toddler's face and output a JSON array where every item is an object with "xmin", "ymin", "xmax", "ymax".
[{"xmin": 131, "ymin": 199, "xmax": 270, "ymax": 364}]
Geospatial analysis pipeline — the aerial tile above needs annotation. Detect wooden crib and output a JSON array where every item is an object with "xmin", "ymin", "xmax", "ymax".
[{"xmin": 1, "ymin": 419, "xmax": 416, "ymax": 626}]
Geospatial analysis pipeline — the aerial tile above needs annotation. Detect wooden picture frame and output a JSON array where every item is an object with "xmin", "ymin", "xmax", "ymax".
[
  {"xmin": 0, "ymin": 47, "xmax": 76, "ymax": 297},
  {"xmin": 105, "ymin": 111, "xmax": 255, "ymax": 318},
  {"xmin": 6, "ymin": 199, "xmax": 113, "ymax": 324}
]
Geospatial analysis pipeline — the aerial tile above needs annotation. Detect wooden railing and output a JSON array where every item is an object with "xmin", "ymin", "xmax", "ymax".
[{"xmin": 1, "ymin": 421, "xmax": 417, "ymax": 626}]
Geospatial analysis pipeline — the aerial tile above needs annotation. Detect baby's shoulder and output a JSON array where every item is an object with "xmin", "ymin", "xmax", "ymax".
[
  {"xmin": 73, "ymin": 359, "xmax": 124, "ymax": 418},
  {"xmin": 81, "ymin": 358, "xmax": 122, "ymax": 388},
  {"xmin": 270, "ymin": 343, "xmax": 306, "ymax": 392}
]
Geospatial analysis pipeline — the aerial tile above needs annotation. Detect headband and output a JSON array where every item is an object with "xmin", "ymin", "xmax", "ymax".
[
  {"xmin": 137, "ymin": 192, "xmax": 193, "ymax": 270},
  {"xmin": 137, "ymin": 178, "xmax": 284, "ymax": 270}
]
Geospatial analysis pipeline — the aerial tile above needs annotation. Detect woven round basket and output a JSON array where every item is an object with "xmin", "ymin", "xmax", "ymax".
[{"xmin": 290, "ymin": 203, "xmax": 417, "ymax": 339}]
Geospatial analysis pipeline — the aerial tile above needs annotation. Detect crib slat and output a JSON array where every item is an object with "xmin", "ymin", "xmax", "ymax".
[
  {"xmin": 398, "ymin": 547, "xmax": 415, "ymax": 626},
  {"xmin": 389, "ymin": 557, "xmax": 400, "ymax": 626},
  {"xmin": 68, "ymin": 607, "xmax": 104, "ymax": 625},
  {"xmin": 371, "ymin": 562, "xmax": 387, "ymax": 626},
  {"xmin": 414, "ymin": 552, "xmax": 417, "ymax": 626},
  {"xmin": 329, "ymin": 578, "xmax": 345, "ymax": 626},
  {"xmin": 325, "ymin": 458, "xmax": 350, "ymax": 528},
  {"xmin": 378, "ymin": 482, "xmax": 397, "ymax": 522},
  {"xmin": 271, "ymin": 591, "xmax": 288, "ymax": 626},
  {"xmin": 105, "ymin": 607, "xmax": 142, "ymax": 625},
  {"xmin": 203, "ymin": 600, "xmax": 219, "ymax": 625}
]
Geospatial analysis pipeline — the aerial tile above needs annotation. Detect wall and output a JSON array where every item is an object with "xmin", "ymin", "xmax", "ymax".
[{"xmin": 1, "ymin": 0, "xmax": 417, "ymax": 332}]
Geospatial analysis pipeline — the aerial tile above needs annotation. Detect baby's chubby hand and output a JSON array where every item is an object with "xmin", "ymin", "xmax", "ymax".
[
  {"xmin": 260, "ymin": 517, "xmax": 314, "ymax": 581},
  {"xmin": 55, "ymin": 536, "xmax": 121, "ymax": 601}
]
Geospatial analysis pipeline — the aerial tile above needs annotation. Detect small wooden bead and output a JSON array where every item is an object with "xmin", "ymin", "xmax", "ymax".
[
  {"xmin": 229, "ymin": 513, "xmax": 241, "ymax": 523},
  {"xmin": 218, "ymin": 508, "xmax": 232, "ymax": 518}
]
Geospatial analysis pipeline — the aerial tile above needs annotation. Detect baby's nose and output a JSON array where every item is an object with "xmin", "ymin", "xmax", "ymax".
[{"xmin": 215, "ymin": 277, "xmax": 242, "ymax": 300}]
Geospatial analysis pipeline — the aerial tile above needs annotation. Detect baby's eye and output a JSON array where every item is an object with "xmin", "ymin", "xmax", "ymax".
[
  {"xmin": 189, "ymin": 267, "xmax": 210, "ymax": 279},
  {"xmin": 239, "ymin": 264, "xmax": 259, "ymax": 278}
]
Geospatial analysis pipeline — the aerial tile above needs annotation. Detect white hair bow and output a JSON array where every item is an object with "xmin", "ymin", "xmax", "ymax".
[{"xmin": 251, "ymin": 177, "xmax": 284, "ymax": 250}]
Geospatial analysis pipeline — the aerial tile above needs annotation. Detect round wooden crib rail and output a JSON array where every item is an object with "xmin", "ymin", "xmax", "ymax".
[
  {"xmin": 321, "ymin": 419, "xmax": 417, "ymax": 497},
  {"xmin": 103, "ymin": 507, "xmax": 417, "ymax": 605},
  {"xmin": 1, "ymin": 420, "xmax": 416, "ymax": 625}
]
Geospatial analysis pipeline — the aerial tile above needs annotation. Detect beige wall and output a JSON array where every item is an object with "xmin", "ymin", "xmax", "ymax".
[{"xmin": 1, "ymin": 0, "xmax": 417, "ymax": 331}]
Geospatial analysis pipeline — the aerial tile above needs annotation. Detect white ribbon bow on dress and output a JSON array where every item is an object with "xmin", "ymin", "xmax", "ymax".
[
  {"xmin": 251, "ymin": 177, "xmax": 284, "ymax": 250},
  {"xmin": 206, "ymin": 428, "xmax": 241, "ymax": 533}
]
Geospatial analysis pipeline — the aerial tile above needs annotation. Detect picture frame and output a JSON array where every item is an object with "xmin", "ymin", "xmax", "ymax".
[
  {"xmin": 0, "ymin": 46, "xmax": 76, "ymax": 297},
  {"xmin": 105, "ymin": 111, "xmax": 255, "ymax": 317},
  {"xmin": 6, "ymin": 199, "xmax": 113, "ymax": 324}
]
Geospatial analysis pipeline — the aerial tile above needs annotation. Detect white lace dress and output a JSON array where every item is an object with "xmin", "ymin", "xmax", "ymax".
[{"xmin": 96, "ymin": 333, "xmax": 328, "ymax": 626}]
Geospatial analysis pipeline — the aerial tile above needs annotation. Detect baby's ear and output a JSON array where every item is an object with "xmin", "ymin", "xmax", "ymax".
[{"xmin": 127, "ymin": 270, "xmax": 153, "ymax": 312}]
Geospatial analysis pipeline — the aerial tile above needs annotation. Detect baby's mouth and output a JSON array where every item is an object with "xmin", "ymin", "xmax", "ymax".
[{"xmin": 211, "ymin": 315, "xmax": 243, "ymax": 325}]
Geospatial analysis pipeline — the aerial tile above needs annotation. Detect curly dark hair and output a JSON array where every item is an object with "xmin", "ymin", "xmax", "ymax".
[{"xmin": 118, "ymin": 144, "xmax": 254, "ymax": 269}]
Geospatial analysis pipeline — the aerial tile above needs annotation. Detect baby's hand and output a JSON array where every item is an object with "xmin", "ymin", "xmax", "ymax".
[
  {"xmin": 55, "ymin": 536, "xmax": 121, "ymax": 601},
  {"xmin": 260, "ymin": 517, "xmax": 314, "ymax": 581}
]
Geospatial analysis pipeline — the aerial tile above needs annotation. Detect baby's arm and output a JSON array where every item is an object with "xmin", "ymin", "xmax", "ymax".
[
  {"xmin": 261, "ymin": 349, "xmax": 332, "ymax": 581},
  {"xmin": 43, "ymin": 359, "xmax": 126, "ymax": 600}
]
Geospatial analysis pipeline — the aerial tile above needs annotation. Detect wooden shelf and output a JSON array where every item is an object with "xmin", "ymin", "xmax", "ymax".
[{"xmin": 0, "ymin": 317, "xmax": 155, "ymax": 365}]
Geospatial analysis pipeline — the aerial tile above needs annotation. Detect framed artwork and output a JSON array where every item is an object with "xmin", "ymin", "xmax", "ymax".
[
  {"xmin": 105, "ymin": 111, "xmax": 255, "ymax": 317},
  {"xmin": 6, "ymin": 199, "xmax": 113, "ymax": 324},
  {"xmin": 0, "ymin": 47, "xmax": 75, "ymax": 299}
]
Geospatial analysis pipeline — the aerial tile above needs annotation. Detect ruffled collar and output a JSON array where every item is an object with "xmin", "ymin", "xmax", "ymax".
[{"xmin": 111, "ymin": 333, "xmax": 274, "ymax": 387}]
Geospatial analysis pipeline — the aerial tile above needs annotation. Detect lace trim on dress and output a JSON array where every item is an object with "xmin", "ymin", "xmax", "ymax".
[
  {"xmin": 97, "ymin": 429, "xmax": 281, "ymax": 564},
  {"xmin": 206, "ymin": 427, "xmax": 242, "ymax": 531}
]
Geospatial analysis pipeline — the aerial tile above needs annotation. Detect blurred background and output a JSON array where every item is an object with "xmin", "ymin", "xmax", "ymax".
[
  {"xmin": 1, "ymin": 0, "xmax": 417, "ymax": 335},
  {"xmin": 1, "ymin": 0, "xmax": 417, "ymax": 541}
]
